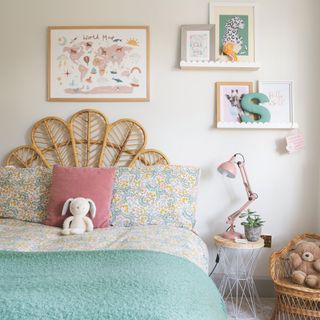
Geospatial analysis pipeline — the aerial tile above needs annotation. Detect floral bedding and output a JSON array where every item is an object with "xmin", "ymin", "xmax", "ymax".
[
  {"xmin": 110, "ymin": 166, "xmax": 200, "ymax": 229},
  {"xmin": 0, "ymin": 167, "xmax": 52, "ymax": 222},
  {"xmin": 0, "ymin": 218, "xmax": 208, "ymax": 272}
]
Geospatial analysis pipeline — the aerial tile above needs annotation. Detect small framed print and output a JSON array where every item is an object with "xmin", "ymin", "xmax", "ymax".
[
  {"xmin": 211, "ymin": 2, "xmax": 255, "ymax": 63},
  {"xmin": 258, "ymin": 81, "xmax": 295, "ymax": 127},
  {"xmin": 216, "ymin": 81, "xmax": 253, "ymax": 128},
  {"xmin": 48, "ymin": 26, "xmax": 149, "ymax": 102},
  {"xmin": 180, "ymin": 25, "xmax": 215, "ymax": 62}
]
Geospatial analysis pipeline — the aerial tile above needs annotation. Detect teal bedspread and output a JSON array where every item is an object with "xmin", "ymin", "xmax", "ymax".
[{"xmin": 0, "ymin": 250, "xmax": 226, "ymax": 320}]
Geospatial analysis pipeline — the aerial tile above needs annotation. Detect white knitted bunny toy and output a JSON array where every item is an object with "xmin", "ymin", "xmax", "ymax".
[{"xmin": 61, "ymin": 197, "xmax": 96, "ymax": 236}]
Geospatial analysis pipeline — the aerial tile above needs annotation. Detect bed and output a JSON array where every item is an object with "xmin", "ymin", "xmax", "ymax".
[{"xmin": 0, "ymin": 110, "xmax": 227, "ymax": 320}]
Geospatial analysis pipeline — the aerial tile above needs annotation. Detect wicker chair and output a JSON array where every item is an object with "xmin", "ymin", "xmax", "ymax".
[{"xmin": 270, "ymin": 233, "xmax": 320, "ymax": 319}]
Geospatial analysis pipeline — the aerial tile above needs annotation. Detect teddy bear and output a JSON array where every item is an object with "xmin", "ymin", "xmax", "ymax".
[
  {"xmin": 61, "ymin": 197, "xmax": 96, "ymax": 235},
  {"xmin": 289, "ymin": 241, "xmax": 320, "ymax": 289}
]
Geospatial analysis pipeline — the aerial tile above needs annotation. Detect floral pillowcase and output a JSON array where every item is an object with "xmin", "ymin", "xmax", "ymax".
[
  {"xmin": 0, "ymin": 165, "xmax": 200, "ymax": 229},
  {"xmin": 0, "ymin": 167, "xmax": 52, "ymax": 223},
  {"xmin": 110, "ymin": 165, "xmax": 201, "ymax": 230}
]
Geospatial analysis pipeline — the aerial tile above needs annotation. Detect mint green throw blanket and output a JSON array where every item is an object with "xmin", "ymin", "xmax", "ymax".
[{"xmin": 0, "ymin": 250, "xmax": 226, "ymax": 320}]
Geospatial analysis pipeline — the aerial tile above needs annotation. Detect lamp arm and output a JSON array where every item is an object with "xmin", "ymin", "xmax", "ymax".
[
  {"xmin": 238, "ymin": 161, "xmax": 254, "ymax": 199},
  {"xmin": 226, "ymin": 198, "xmax": 255, "ymax": 226},
  {"xmin": 226, "ymin": 158, "xmax": 258, "ymax": 227}
]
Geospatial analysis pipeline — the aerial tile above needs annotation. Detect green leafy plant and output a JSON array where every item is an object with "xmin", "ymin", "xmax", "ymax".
[{"xmin": 239, "ymin": 209, "xmax": 265, "ymax": 228}]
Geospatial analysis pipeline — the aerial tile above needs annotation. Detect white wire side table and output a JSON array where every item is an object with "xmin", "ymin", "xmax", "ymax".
[{"xmin": 213, "ymin": 235, "xmax": 264, "ymax": 320}]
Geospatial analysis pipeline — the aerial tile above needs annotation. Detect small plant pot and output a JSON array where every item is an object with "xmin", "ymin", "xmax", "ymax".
[{"xmin": 244, "ymin": 226, "xmax": 262, "ymax": 242}]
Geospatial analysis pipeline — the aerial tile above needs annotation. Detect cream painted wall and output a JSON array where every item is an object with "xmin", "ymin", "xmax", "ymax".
[{"xmin": 0, "ymin": 0, "xmax": 319, "ymax": 278}]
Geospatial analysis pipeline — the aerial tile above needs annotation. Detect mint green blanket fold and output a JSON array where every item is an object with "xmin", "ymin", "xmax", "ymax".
[{"xmin": 0, "ymin": 250, "xmax": 226, "ymax": 320}]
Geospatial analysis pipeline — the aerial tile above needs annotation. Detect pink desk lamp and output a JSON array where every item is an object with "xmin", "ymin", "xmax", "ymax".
[{"xmin": 217, "ymin": 153, "xmax": 258, "ymax": 240}]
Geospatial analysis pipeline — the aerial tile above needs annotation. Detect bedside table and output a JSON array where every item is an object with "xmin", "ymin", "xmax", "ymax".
[{"xmin": 213, "ymin": 235, "xmax": 264, "ymax": 320}]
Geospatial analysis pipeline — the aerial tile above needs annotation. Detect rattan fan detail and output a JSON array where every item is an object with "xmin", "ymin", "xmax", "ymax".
[
  {"xmin": 6, "ymin": 145, "xmax": 44, "ymax": 168},
  {"xmin": 5, "ymin": 109, "xmax": 169, "ymax": 168},
  {"xmin": 133, "ymin": 149, "xmax": 169, "ymax": 167},
  {"xmin": 32, "ymin": 117, "xmax": 75, "ymax": 168},
  {"xmin": 70, "ymin": 109, "xmax": 109, "ymax": 168},
  {"xmin": 270, "ymin": 233, "xmax": 320, "ymax": 319},
  {"xmin": 100, "ymin": 119, "xmax": 146, "ymax": 168}
]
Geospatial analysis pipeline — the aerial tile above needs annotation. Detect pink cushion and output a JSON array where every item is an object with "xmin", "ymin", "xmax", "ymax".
[{"xmin": 44, "ymin": 165, "xmax": 115, "ymax": 228}]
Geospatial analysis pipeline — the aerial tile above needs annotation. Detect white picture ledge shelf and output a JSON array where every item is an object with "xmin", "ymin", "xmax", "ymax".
[
  {"xmin": 180, "ymin": 61, "xmax": 261, "ymax": 71},
  {"xmin": 217, "ymin": 122, "xmax": 299, "ymax": 129}
]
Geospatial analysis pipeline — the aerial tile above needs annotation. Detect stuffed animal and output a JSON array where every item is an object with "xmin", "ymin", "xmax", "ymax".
[
  {"xmin": 223, "ymin": 42, "xmax": 241, "ymax": 62},
  {"xmin": 61, "ymin": 197, "xmax": 96, "ymax": 236},
  {"xmin": 289, "ymin": 241, "xmax": 320, "ymax": 289}
]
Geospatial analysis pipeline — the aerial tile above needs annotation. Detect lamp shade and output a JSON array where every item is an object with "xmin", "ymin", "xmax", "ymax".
[{"xmin": 217, "ymin": 160, "xmax": 237, "ymax": 178}]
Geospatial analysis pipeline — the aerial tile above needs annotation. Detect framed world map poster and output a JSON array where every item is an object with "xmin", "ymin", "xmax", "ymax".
[{"xmin": 48, "ymin": 26, "xmax": 150, "ymax": 102}]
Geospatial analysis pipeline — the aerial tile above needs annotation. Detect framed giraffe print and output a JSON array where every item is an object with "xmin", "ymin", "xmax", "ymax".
[
  {"xmin": 216, "ymin": 82, "xmax": 253, "ymax": 128},
  {"xmin": 48, "ymin": 26, "xmax": 150, "ymax": 102},
  {"xmin": 210, "ymin": 2, "xmax": 255, "ymax": 63}
]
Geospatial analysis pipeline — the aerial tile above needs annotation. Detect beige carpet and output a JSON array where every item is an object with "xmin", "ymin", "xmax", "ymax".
[{"xmin": 226, "ymin": 298, "xmax": 275, "ymax": 320}]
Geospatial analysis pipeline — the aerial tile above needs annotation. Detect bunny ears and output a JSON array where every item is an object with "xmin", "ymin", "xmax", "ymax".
[
  {"xmin": 87, "ymin": 199, "xmax": 96, "ymax": 218},
  {"xmin": 61, "ymin": 198, "xmax": 73, "ymax": 216},
  {"xmin": 61, "ymin": 197, "xmax": 96, "ymax": 217}
]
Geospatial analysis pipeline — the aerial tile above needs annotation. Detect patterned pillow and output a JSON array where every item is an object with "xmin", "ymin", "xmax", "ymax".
[
  {"xmin": 0, "ymin": 167, "xmax": 52, "ymax": 223},
  {"xmin": 110, "ymin": 166, "xmax": 200, "ymax": 229}
]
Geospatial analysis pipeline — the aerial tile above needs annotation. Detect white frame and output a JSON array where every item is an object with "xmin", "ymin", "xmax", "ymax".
[
  {"xmin": 258, "ymin": 80, "xmax": 296, "ymax": 129},
  {"xmin": 210, "ymin": 1, "xmax": 256, "ymax": 63}
]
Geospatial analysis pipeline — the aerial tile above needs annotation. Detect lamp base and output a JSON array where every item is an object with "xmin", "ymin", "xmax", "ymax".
[{"xmin": 220, "ymin": 230, "xmax": 244, "ymax": 240}]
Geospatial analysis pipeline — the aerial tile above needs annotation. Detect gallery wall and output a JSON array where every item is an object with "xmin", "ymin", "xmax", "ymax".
[{"xmin": 0, "ymin": 0, "xmax": 319, "ymax": 281}]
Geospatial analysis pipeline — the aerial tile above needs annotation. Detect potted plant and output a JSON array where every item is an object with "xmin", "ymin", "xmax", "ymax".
[{"xmin": 239, "ymin": 209, "xmax": 265, "ymax": 242}]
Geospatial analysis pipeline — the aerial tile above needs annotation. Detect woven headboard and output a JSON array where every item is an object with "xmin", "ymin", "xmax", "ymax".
[{"xmin": 5, "ymin": 109, "xmax": 169, "ymax": 168}]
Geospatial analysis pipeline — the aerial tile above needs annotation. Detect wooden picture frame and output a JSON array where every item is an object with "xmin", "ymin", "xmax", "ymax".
[
  {"xmin": 216, "ymin": 81, "xmax": 253, "ymax": 128},
  {"xmin": 48, "ymin": 26, "xmax": 150, "ymax": 102},
  {"xmin": 211, "ymin": 2, "xmax": 255, "ymax": 63},
  {"xmin": 180, "ymin": 25, "xmax": 215, "ymax": 63}
]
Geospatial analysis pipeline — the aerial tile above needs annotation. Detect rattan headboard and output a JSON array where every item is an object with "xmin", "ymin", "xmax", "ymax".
[{"xmin": 5, "ymin": 109, "xmax": 169, "ymax": 168}]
